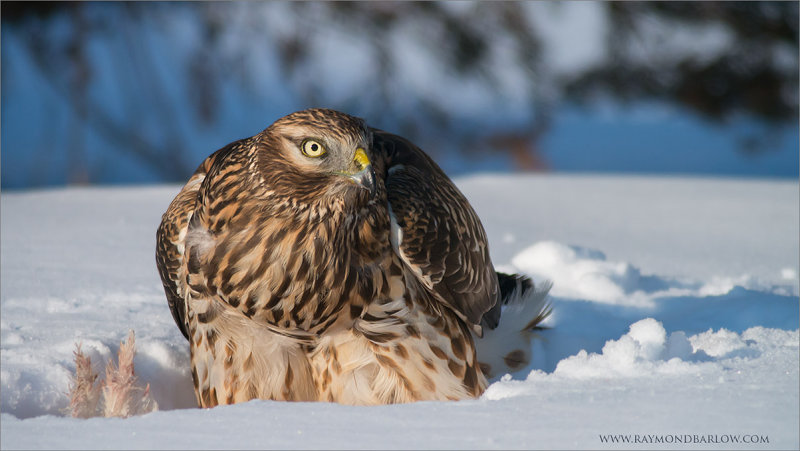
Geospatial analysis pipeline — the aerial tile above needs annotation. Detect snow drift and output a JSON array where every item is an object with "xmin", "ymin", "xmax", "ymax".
[{"xmin": 1, "ymin": 174, "xmax": 798, "ymax": 449}]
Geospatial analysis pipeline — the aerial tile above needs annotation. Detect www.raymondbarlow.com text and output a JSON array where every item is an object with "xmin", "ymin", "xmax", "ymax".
[{"xmin": 599, "ymin": 434, "xmax": 769, "ymax": 445}]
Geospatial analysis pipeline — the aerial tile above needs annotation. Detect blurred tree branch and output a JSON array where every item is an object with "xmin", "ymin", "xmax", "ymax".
[
  {"xmin": 4, "ymin": 1, "xmax": 193, "ymax": 182},
  {"xmin": 2, "ymin": 1, "xmax": 797, "ymax": 184},
  {"xmin": 567, "ymin": 2, "xmax": 798, "ymax": 122}
]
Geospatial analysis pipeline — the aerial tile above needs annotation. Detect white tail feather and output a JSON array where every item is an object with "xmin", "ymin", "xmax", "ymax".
[{"xmin": 475, "ymin": 280, "xmax": 552, "ymax": 380}]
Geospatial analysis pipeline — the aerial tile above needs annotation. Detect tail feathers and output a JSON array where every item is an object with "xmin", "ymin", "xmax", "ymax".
[{"xmin": 475, "ymin": 274, "xmax": 552, "ymax": 380}]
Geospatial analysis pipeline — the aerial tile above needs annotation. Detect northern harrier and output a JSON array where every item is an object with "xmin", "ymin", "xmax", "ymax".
[{"xmin": 156, "ymin": 108, "xmax": 550, "ymax": 407}]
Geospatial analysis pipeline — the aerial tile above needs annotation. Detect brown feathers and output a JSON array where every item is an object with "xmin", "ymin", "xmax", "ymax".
[{"xmin": 156, "ymin": 108, "xmax": 545, "ymax": 406}]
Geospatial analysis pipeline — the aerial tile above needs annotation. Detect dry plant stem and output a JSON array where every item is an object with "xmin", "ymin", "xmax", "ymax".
[
  {"xmin": 67, "ymin": 330, "xmax": 158, "ymax": 418},
  {"xmin": 66, "ymin": 344, "xmax": 101, "ymax": 418}
]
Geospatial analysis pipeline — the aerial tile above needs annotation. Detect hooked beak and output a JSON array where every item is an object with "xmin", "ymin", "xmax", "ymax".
[{"xmin": 348, "ymin": 147, "xmax": 376, "ymax": 197}]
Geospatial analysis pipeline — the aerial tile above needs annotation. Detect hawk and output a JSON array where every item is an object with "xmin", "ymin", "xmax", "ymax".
[{"xmin": 156, "ymin": 108, "xmax": 550, "ymax": 407}]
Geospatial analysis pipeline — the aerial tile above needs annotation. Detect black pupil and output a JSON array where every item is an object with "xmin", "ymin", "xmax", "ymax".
[{"xmin": 310, "ymin": 143, "xmax": 318, "ymax": 152}]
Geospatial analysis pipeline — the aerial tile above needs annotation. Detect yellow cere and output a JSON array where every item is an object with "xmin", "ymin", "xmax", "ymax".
[{"xmin": 353, "ymin": 147, "xmax": 371, "ymax": 170}]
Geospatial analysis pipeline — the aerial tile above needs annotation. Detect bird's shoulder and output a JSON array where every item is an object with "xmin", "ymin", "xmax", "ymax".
[
  {"xmin": 369, "ymin": 129, "xmax": 500, "ymax": 333},
  {"xmin": 371, "ymin": 129, "xmax": 444, "ymax": 178}
]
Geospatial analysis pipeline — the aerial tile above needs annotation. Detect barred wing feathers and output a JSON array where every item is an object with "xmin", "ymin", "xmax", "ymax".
[
  {"xmin": 155, "ymin": 140, "xmax": 243, "ymax": 340},
  {"xmin": 374, "ymin": 130, "xmax": 501, "ymax": 334}
]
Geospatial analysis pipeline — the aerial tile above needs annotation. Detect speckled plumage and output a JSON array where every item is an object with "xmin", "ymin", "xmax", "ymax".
[{"xmin": 156, "ymin": 108, "xmax": 549, "ymax": 407}]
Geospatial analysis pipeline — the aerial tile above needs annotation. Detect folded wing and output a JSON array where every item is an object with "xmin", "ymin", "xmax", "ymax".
[{"xmin": 374, "ymin": 130, "xmax": 501, "ymax": 334}]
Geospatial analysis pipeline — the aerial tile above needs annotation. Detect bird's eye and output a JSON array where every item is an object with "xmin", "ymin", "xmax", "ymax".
[{"xmin": 301, "ymin": 139, "xmax": 326, "ymax": 158}]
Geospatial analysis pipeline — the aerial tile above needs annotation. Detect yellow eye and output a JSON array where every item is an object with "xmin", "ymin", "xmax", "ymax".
[{"xmin": 301, "ymin": 139, "xmax": 326, "ymax": 158}]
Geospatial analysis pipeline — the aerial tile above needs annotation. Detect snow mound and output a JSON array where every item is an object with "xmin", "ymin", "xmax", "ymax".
[
  {"xmin": 0, "ymin": 291, "xmax": 197, "ymax": 419},
  {"xmin": 508, "ymin": 241, "xmax": 797, "ymax": 307},
  {"xmin": 511, "ymin": 241, "xmax": 660, "ymax": 306},
  {"xmin": 552, "ymin": 318, "xmax": 703, "ymax": 378},
  {"xmin": 484, "ymin": 319, "xmax": 799, "ymax": 401}
]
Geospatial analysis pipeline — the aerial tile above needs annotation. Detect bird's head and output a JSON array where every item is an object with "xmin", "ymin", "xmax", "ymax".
[{"xmin": 257, "ymin": 108, "xmax": 378, "ymax": 208}]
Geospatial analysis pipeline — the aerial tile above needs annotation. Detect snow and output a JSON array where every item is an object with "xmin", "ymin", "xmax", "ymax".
[{"xmin": 1, "ymin": 174, "xmax": 798, "ymax": 449}]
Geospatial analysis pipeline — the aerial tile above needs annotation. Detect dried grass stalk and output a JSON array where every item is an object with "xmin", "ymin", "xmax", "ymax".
[
  {"xmin": 101, "ymin": 330, "xmax": 158, "ymax": 418},
  {"xmin": 66, "ymin": 343, "xmax": 101, "ymax": 418}
]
